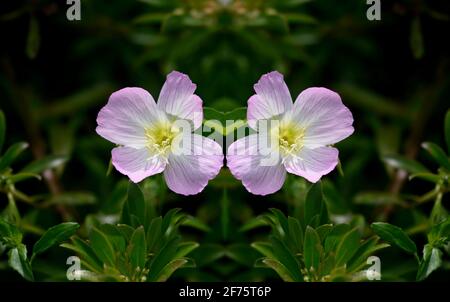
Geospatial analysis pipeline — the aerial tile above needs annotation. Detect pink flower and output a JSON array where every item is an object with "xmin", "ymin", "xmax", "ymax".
[
  {"xmin": 96, "ymin": 71, "xmax": 223, "ymax": 196},
  {"xmin": 226, "ymin": 71, "xmax": 354, "ymax": 195}
]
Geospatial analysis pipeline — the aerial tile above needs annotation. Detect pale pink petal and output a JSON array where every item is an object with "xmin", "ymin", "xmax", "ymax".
[
  {"xmin": 248, "ymin": 71, "xmax": 293, "ymax": 129},
  {"xmin": 227, "ymin": 134, "xmax": 286, "ymax": 195},
  {"xmin": 157, "ymin": 71, "xmax": 203, "ymax": 130},
  {"xmin": 96, "ymin": 87, "xmax": 166, "ymax": 148},
  {"xmin": 112, "ymin": 146, "xmax": 166, "ymax": 183},
  {"xmin": 164, "ymin": 135, "xmax": 223, "ymax": 195},
  {"xmin": 290, "ymin": 87, "xmax": 354, "ymax": 148},
  {"xmin": 283, "ymin": 146, "xmax": 339, "ymax": 183}
]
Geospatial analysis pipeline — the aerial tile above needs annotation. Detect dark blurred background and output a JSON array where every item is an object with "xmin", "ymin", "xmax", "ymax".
[{"xmin": 0, "ymin": 0, "xmax": 449, "ymax": 281}]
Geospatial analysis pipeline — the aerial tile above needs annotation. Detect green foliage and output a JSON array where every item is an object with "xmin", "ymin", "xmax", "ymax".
[
  {"xmin": 371, "ymin": 223, "xmax": 417, "ymax": 255},
  {"xmin": 61, "ymin": 183, "xmax": 198, "ymax": 281},
  {"xmin": 250, "ymin": 184, "xmax": 388, "ymax": 282}
]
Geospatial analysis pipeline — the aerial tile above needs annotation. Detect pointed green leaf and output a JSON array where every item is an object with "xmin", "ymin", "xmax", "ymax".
[
  {"xmin": 256, "ymin": 258, "xmax": 296, "ymax": 282},
  {"xmin": 288, "ymin": 216, "xmax": 303, "ymax": 252},
  {"xmin": 90, "ymin": 227, "xmax": 115, "ymax": 267},
  {"xmin": 0, "ymin": 142, "xmax": 29, "ymax": 172},
  {"xmin": 371, "ymin": 222, "xmax": 417, "ymax": 254},
  {"xmin": 383, "ymin": 155, "xmax": 428, "ymax": 174},
  {"xmin": 335, "ymin": 228, "xmax": 360, "ymax": 267},
  {"xmin": 128, "ymin": 226, "xmax": 146, "ymax": 270},
  {"xmin": 421, "ymin": 142, "xmax": 450, "ymax": 170},
  {"xmin": 32, "ymin": 222, "xmax": 79, "ymax": 260},
  {"xmin": 26, "ymin": 16, "xmax": 40, "ymax": 59},
  {"xmin": 416, "ymin": 244, "xmax": 442, "ymax": 281},
  {"xmin": 21, "ymin": 155, "xmax": 68, "ymax": 174},
  {"xmin": 8, "ymin": 244, "xmax": 34, "ymax": 281},
  {"xmin": 122, "ymin": 183, "xmax": 146, "ymax": 227},
  {"xmin": 303, "ymin": 226, "xmax": 322, "ymax": 272},
  {"xmin": 154, "ymin": 258, "xmax": 193, "ymax": 282},
  {"xmin": 324, "ymin": 224, "xmax": 350, "ymax": 253}
]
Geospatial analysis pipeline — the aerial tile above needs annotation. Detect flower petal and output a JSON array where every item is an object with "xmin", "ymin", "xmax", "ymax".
[
  {"xmin": 112, "ymin": 146, "xmax": 166, "ymax": 183},
  {"xmin": 96, "ymin": 87, "xmax": 166, "ymax": 148},
  {"xmin": 290, "ymin": 87, "xmax": 354, "ymax": 148},
  {"xmin": 227, "ymin": 134, "xmax": 286, "ymax": 195},
  {"xmin": 283, "ymin": 146, "xmax": 339, "ymax": 183},
  {"xmin": 164, "ymin": 135, "xmax": 223, "ymax": 195},
  {"xmin": 248, "ymin": 71, "xmax": 293, "ymax": 129},
  {"xmin": 157, "ymin": 71, "xmax": 203, "ymax": 129}
]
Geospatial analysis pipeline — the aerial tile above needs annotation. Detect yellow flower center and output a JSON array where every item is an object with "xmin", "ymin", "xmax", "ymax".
[
  {"xmin": 273, "ymin": 122, "xmax": 305, "ymax": 156},
  {"xmin": 145, "ymin": 122, "xmax": 179, "ymax": 157}
]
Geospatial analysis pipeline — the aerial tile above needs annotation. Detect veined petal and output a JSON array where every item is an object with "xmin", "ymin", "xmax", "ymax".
[
  {"xmin": 227, "ymin": 134, "xmax": 286, "ymax": 195},
  {"xmin": 164, "ymin": 134, "xmax": 223, "ymax": 195},
  {"xmin": 112, "ymin": 146, "xmax": 166, "ymax": 183},
  {"xmin": 283, "ymin": 146, "xmax": 339, "ymax": 183},
  {"xmin": 290, "ymin": 87, "xmax": 354, "ymax": 148},
  {"xmin": 248, "ymin": 71, "xmax": 293, "ymax": 129},
  {"xmin": 157, "ymin": 71, "xmax": 203, "ymax": 130},
  {"xmin": 96, "ymin": 87, "xmax": 166, "ymax": 148}
]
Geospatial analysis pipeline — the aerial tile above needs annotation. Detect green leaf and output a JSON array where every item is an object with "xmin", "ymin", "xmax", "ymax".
[
  {"xmin": 324, "ymin": 224, "xmax": 350, "ymax": 253},
  {"xmin": 26, "ymin": 16, "xmax": 40, "ymax": 59},
  {"xmin": 409, "ymin": 172, "xmax": 441, "ymax": 183},
  {"xmin": 89, "ymin": 227, "xmax": 116, "ymax": 267},
  {"xmin": 6, "ymin": 172, "xmax": 41, "ymax": 183},
  {"xmin": 303, "ymin": 226, "xmax": 322, "ymax": 272},
  {"xmin": 61, "ymin": 236, "xmax": 103, "ymax": 272},
  {"xmin": 410, "ymin": 17, "xmax": 424, "ymax": 59},
  {"xmin": 128, "ymin": 226, "xmax": 146, "ymax": 270},
  {"xmin": 421, "ymin": 142, "xmax": 450, "ymax": 171},
  {"xmin": 288, "ymin": 216, "xmax": 303, "ymax": 252},
  {"xmin": 175, "ymin": 242, "xmax": 199, "ymax": 259},
  {"xmin": 121, "ymin": 183, "xmax": 146, "ymax": 227},
  {"xmin": 416, "ymin": 244, "xmax": 442, "ymax": 281},
  {"xmin": 0, "ymin": 142, "xmax": 29, "ymax": 172},
  {"xmin": 371, "ymin": 222, "xmax": 417, "ymax": 254},
  {"xmin": 382, "ymin": 155, "xmax": 428, "ymax": 174},
  {"xmin": 240, "ymin": 216, "xmax": 270, "ymax": 232},
  {"xmin": 21, "ymin": 155, "xmax": 68, "ymax": 174},
  {"xmin": 0, "ymin": 218, "xmax": 23, "ymax": 247},
  {"xmin": 98, "ymin": 224, "xmax": 126, "ymax": 252},
  {"xmin": 154, "ymin": 258, "xmax": 193, "ymax": 282},
  {"xmin": 181, "ymin": 216, "xmax": 211, "ymax": 232},
  {"xmin": 44, "ymin": 192, "xmax": 96, "ymax": 206},
  {"xmin": 0, "ymin": 110, "xmax": 5, "ymax": 153},
  {"xmin": 256, "ymin": 258, "xmax": 295, "ymax": 282},
  {"xmin": 251, "ymin": 242, "xmax": 276, "ymax": 259},
  {"xmin": 8, "ymin": 244, "xmax": 34, "ymax": 281},
  {"xmin": 270, "ymin": 236, "xmax": 301, "ymax": 280},
  {"xmin": 335, "ymin": 228, "xmax": 360, "ymax": 267},
  {"xmin": 347, "ymin": 237, "xmax": 389, "ymax": 272},
  {"xmin": 133, "ymin": 13, "xmax": 167, "ymax": 24},
  {"xmin": 148, "ymin": 235, "xmax": 180, "ymax": 280},
  {"xmin": 304, "ymin": 182, "xmax": 327, "ymax": 227},
  {"xmin": 315, "ymin": 224, "xmax": 333, "ymax": 243},
  {"xmin": 269, "ymin": 208, "xmax": 289, "ymax": 238},
  {"xmin": 445, "ymin": 109, "xmax": 450, "ymax": 154},
  {"xmin": 146, "ymin": 217, "xmax": 162, "ymax": 252},
  {"xmin": 32, "ymin": 222, "xmax": 79, "ymax": 260}
]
